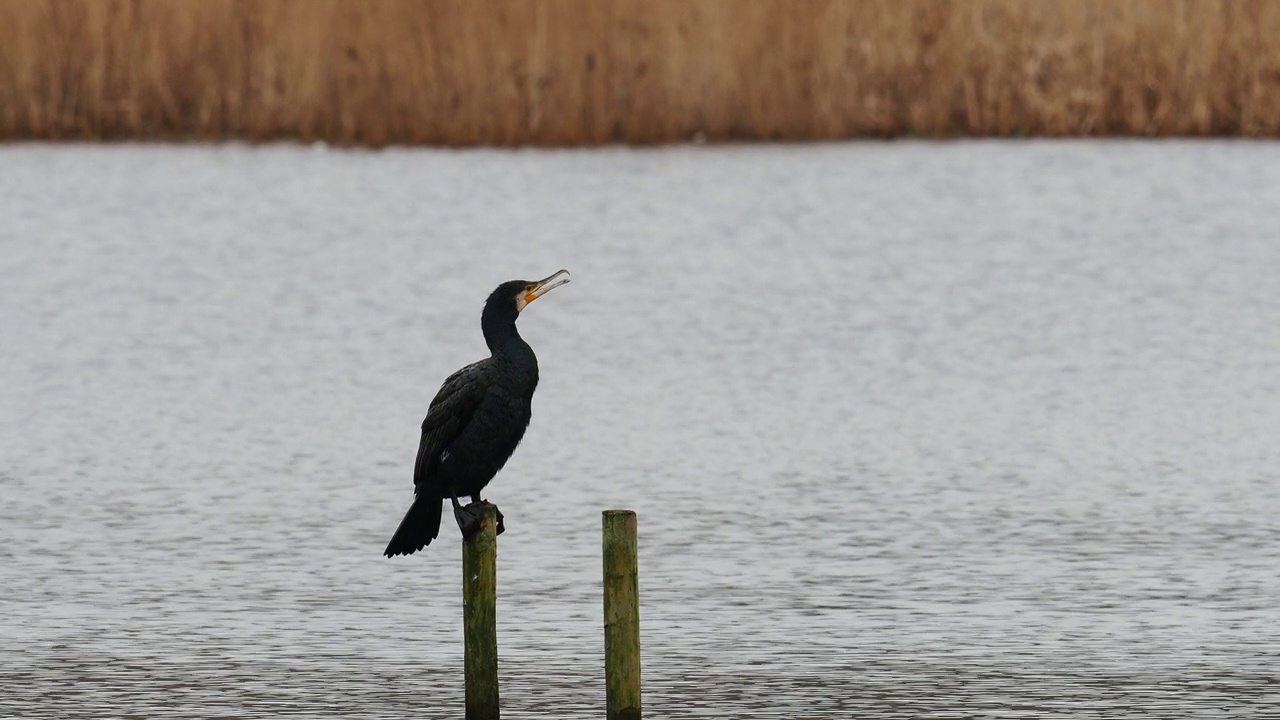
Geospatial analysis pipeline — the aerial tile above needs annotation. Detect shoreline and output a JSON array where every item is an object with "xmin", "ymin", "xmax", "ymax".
[{"xmin": 4, "ymin": 0, "xmax": 1279, "ymax": 146}]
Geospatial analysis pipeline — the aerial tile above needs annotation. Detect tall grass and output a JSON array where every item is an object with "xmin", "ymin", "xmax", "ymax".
[{"xmin": 2, "ymin": 0, "xmax": 1278, "ymax": 145}]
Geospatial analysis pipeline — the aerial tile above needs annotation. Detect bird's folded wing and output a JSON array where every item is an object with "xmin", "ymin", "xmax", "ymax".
[{"xmin": 413, "ymin": 360, "xmax": 492, "ymax": 489}]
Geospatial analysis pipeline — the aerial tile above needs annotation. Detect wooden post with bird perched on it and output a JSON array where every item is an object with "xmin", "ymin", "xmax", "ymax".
[
  {"xmin": 462, "ymin": 503, "xmax": 501, "ymax": 720},
  {"xmin": 603, "ymin": 509, "xmax": 642, "ymax": 720}
]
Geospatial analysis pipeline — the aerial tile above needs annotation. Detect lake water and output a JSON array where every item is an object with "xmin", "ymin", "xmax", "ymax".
[{"xmin": 2, "ymin": 141, "xmax": 1278, "ymax": 718}]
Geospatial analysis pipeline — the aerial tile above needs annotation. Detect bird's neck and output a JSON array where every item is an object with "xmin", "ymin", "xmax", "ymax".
[
  {"xmin": 486, "ymin": 325, "xmax": 522, "ymax": 353},
  {"xmin": 486, "ymin": 326, "xmax": 539, "ymax": 389},
  {"xmin": 481, "ymin": 308, "xmax": 538, "ymax": 385},
  {"xmin": 484, "ymin": 321, "xmax": 533, "ymax": 361}
]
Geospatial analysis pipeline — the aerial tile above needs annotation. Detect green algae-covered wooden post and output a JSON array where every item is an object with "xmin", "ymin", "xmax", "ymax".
[
  {"xmin": 602, "ymin": 509, "xmax": 641, "ymax": 720},
  {"xmin": 463, "ymin": 504, "xmax": 500, "ymax": 720}
]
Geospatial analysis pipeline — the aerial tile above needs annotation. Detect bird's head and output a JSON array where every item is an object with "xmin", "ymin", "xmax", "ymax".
[
  {"xmin": 483, "ymin": 269, "xmax": 571, "ymax": 332},
  {"xmin": 513, "ymin": 269, "xmax": 571, "ymax": 312}
]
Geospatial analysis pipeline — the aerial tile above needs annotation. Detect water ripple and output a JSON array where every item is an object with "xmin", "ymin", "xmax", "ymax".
[{"xmin": 3, "ymin": 141, "xmax": 1279, "ymax": 717}]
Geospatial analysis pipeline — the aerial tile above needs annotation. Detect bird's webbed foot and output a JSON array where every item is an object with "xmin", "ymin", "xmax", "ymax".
[
  {"xmin": 492, "ymin": 504, "xmax": 505, "ymax": 536},
  {"xmin": 452, "ymin": 499, "xmax": 482, "ymax": 539},
  {"xmin": 453, "ymin": 498, "xmax": 505, "ymax": 538}
]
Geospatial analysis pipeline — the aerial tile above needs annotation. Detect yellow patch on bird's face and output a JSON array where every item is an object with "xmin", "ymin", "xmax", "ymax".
[{"xmin": 515, "ymin": 287, "xmax": 535, "ymax": 312}]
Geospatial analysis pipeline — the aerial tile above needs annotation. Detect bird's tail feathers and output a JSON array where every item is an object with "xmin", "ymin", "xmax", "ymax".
[{"xmin": 384, "ymin": 495, "xmax": 442, "ymax": 557}]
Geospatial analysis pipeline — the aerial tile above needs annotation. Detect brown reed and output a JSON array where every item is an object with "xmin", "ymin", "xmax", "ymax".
[{"xmin": 2, "ymin": 0, "xmax": 1278, "ymax": 145}]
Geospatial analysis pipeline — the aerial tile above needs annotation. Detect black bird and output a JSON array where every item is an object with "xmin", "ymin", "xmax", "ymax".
[{"xmin": 384, "ymin": 270, "xmax": 571, "ymax": 557}]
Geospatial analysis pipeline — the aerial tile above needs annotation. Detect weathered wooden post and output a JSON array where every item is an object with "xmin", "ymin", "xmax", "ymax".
[
  {"xmin": 602, "ymin": 509, "xmax": 641, "ymax": 720},
  {"xmin": 463, "ymin": 504, "xmax": 500, "ymax": 720}
]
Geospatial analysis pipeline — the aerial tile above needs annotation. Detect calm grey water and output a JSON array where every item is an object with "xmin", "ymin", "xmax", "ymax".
[{"xmin": 2, "ymin": 141, "xmax": 1279, "ymax": 718}]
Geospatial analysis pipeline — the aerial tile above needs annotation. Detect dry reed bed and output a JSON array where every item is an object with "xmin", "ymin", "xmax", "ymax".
[{"xmin": 2, "ymin": 0, "xmax": 1279, "ymax": 145}]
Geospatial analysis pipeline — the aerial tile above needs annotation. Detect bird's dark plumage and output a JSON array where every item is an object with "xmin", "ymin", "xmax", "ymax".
[{"xmin": 384, "ymin": 271, "xmax": 569, "ymax": 557}]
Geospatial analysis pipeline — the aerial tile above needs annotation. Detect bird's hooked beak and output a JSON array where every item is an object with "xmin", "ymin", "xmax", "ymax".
[{"xmin": 518, "ymin": 269, "xmax": 571, "ymax": 310}]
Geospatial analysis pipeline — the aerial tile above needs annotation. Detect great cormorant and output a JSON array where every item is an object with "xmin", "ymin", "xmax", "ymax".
[{"xmin": 384, "ymin": 270, "xmax": 570, "ymax": 557}]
